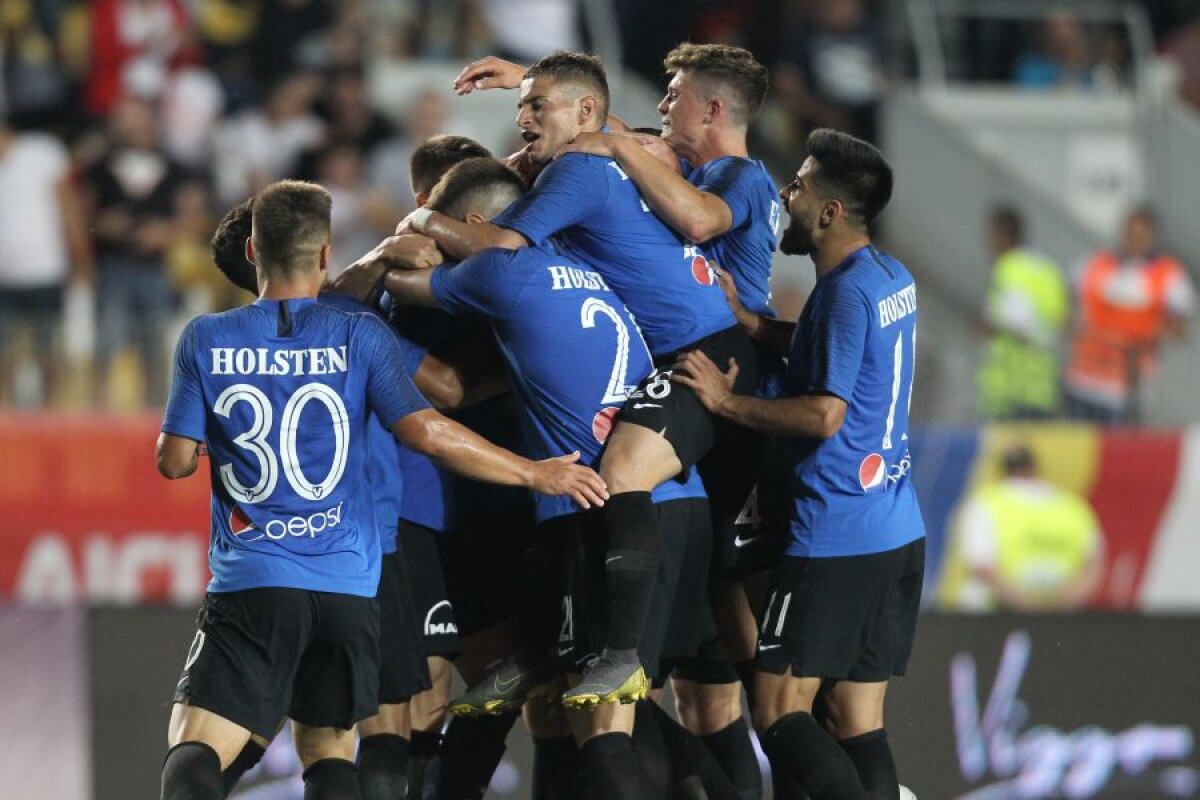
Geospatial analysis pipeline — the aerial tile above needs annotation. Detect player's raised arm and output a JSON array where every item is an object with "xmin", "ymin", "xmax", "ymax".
[
  {"xmin": 394, "ymin": 410, "xmax": 608, "ymax": 509},
  {"xmin": 400, "ymin": 207, "xmax": 527, "ymax": 261},
  {"xmin": 453, "ymin": 56, "xmax": 527, "ymax": 94}
]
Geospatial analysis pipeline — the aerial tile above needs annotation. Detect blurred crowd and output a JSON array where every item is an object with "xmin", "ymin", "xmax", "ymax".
[{"xmin": 0, "ymin": 0, "xmax": 1197, "ymax": 411}]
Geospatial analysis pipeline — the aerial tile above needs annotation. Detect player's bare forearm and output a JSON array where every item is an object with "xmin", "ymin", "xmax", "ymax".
[
  {"xmin": 715, "ymin": 393, "xmax": 846, "ymax": 438},
  {"xmin": 414, "ymin": 213, "xmax": 527, "ymax": 260},
  {"xmin": 383, "ymin": 269, "xmax": 439, "ymax": 308},
  {"xmin": 156, "ymin": 432, "xmax": 201, "ymax": 479},
  {"xmin": 610, "ymin": 137, "xmax": 731, "ymax": 243},
  {"xmin": 414, "ymin": 353, "xmax": 510, "ymax": 411},
  {"xmin": 393, "ymin": 410, "xmax": 608, "ymax": 508}
]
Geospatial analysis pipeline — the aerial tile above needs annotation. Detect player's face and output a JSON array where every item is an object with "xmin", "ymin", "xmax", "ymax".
[
  {"xmin": 658, "ymin": 71, "xmax": 706, "ymax": 156},
  {"xmin": 517, "ymin": 76, "xmax": 586, "ymax": 165},
  {"xmin": 779, "ymin": 157, "xmax": 822, "ymax": 256}
]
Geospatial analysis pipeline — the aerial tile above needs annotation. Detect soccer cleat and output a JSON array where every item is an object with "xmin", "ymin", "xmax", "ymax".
[
  {"xmin": 449, "ymin": 652, "xmax": 560, "ymax": 717},
  {"xmin": 561, "ymin": 654, "xmax": 648, "ymax": 709}
]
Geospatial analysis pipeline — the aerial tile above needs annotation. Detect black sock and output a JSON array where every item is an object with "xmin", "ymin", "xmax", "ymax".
[
  {"xmin": 356, "ymin": 734, "xmax": 409, "ymax": 800},
  {"xmin": 222, "ymin": 739, "xmax": 266, "ymax": 795},
  {"xmin": 734, "ymin": 660, "xmax": 757, "ymax": 708},
  {"xmin": 839, "ymin": 729, "xmax": 899, "ymax": 800},
  {"xmin": 701, "ymin": 718, "xmax": 764, "ymax": 800},
  {"xmin": 409, "ymin": 729, "xmax": 442, "ymax": 799},
  {"xmin": 161, "ymin": 741, "xmax": 224, "ymax": 800},
  {"xmin": 519, "ymin": 526, "xmax": 564, "ymax": 650},
  {"xmin": 532, "ymin": 736, "xmax": 579, "ymax": 800},
  {"xmin": 436, "ymin": 712, "xmax": 518, "ymax": 799},
  {"xmin": 602, "ymin": 491, "xmax": 659, "ymax": 652},
  {"xmin": 302, "ymin": 758, "xmax": 361, "ymax": 800},
  {"xmin": 578, "ymin": 732, "xmax": 651, "ymax": 800},
  {"xmin": 762, "ymin": 712, "xmax": 868, "ymax": 800},
  {"xmin": 632, "ymin": 701, "xmax": 673, "ymax": 797},
  {"xmin": 645, "ymin": 701, "xmax": 741, "ymax": 800}
]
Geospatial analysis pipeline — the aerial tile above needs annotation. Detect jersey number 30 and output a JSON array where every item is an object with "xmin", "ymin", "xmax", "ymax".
[{"xmin": 214, "ymin": 383, "xmax": 350, "ymax": 504}]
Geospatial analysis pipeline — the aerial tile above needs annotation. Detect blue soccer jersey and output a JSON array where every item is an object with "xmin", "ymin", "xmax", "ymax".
[
  {"xmin": 162, "ymin": 298, "xmax": 430, "ymax": 595},
  {"xmin": 430, "ymin": 246, "xmax": 705, "ymax": 523},
  {"xmin": 784, "ymin": 246, "xmax": 926, "ymax": 558},
  {"xmin": 687, "ymin": 156, "xmax": 781, "ymax": 316},
  {"xmin": 318, "ymin": 291, "xmax": 426, "ymax": 556},
  {"xmin": 492, "ymin": 153, "xmax": 736, "ymax": 357},
  {"xmin": 388, "ymin": 304, "xmax": 529, "ymax": 533}
]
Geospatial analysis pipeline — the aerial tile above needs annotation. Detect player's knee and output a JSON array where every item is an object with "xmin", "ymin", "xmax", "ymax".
[
  {"xmin": 292, "ymin": 724, "xmax": 356, "ymax": 768},
  {"xmin": 673, "ymin": 680, "xmax": 741, "ymax": 734}
]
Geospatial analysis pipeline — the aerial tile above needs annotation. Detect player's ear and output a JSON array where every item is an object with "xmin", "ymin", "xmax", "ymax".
[
  {"xmin": 578, "ymin": 95, "xmax": 598, "ymax": 125},
  {"xmin": 414, "ymin": 191, "xmax": 429, "ymax": 208},
  {"xmin": 244, "ymin": 236, "xmax": 257, "ymax": 265},
  {"xmin": 821, "ymin": 199, "xmax": 842, "ymax": 228},
  {"xmin": 318, "ymin": 243, "xmax": 330, "ymax": 273},
  {"xmin": 464, "ymin": 212, "xmax": 488, "ymax": 225},
  {"xmin": 704, "ymin": 97, "xmax": 720, "ymax": 125}
]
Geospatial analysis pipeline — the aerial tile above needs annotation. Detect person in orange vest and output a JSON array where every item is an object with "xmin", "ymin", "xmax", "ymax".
[{"xmin": 1065, "ymin": 206, "xmax": 1194, "ymax": 423}]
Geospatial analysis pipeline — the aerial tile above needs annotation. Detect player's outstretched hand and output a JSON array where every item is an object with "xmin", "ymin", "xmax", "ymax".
[
  {"xmin": 530, "ymin": 451, "xmax": 609, "ymax": 509},
  {"xmin": 454, "ymin": 56, "xmax": 526, "ymax": 94},
  {"xmin": 672, "ymin": 351, "xmax": 739, "ymax": 415}
]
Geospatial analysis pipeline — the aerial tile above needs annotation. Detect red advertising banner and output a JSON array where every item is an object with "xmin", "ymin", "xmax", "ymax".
[{"xmin": 0, "ymin": 415, "xmax": 211, "ymax": 604}]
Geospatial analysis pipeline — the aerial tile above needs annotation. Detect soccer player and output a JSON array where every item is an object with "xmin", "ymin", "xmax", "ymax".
[
  {"xmin": 401, "ymin": 50, "xmax": 758, "ymax": 714},
  {"xmin": 208, "ymin": 198, "xmax": 493, "ymax": 799},
  {"xmin": 560, "ymin": 42, "xmax": 779, "ymax": 797},
  {"xmin": 372, "ymin": 155, "xmax": 720, "ymax": 798},
  {"xmin": 676, "ymin": 130, "xmax": 925, "ymax": 800},
  {"xmin": 156, "ymin": 180, "xmax": 606, "ymax": 800}
]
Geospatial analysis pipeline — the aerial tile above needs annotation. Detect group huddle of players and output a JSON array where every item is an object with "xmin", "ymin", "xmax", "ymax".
[{"xmin": 157, "ymin": 41, "xmax": 925, "ymax": 800}]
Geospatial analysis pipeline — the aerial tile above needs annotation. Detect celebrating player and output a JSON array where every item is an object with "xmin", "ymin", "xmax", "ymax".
[
  {"xmin": 403, "ymin": 52, "xmax": 759, "ymax": 720},
  {"xmin": 676, "ymin": 130, "xmax": 925, "ymax": 800},
  {"xmin": 375, "ymin": 155, "xmax": 719, "ymax": 798},
  {"xmin": 156, "ymin": 180, "xmax": 605, "ymax": 800}
]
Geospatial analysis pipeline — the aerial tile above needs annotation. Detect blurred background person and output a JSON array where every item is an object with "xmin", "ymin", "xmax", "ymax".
[
  {"xmin": 976, "ymin": 206, "xmax": 1069, "ymax": 421},
  {"xmin": 0, "ymin": 116, "xmax": 92, "ymax": 407},
  {"xmin": 83, "ymin": 94, "xmax": 190, "ymax": 408},
  {"xmin": 1065, "ymin": 206, "xmax": 1194, "ymax": 424},
  {"xmin": 1013, "ymin": 10, "xmax": 1095, "ymax": 90},
  {"xmin": 773, "ymin": 0, "xmax": 885, "ymax": 143},
  {"xmin": 938, "ymin": 444, "xmax": 1104, "ymax": 612}
]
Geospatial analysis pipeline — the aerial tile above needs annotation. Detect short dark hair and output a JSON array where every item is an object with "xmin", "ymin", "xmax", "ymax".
[
  {"xmin": 524, "ymin": 51, "xmax": 610, "ymax": 123},
  {"xmin": 990, "ymin": 205, "xmax": 1024, "ymax": 245},
  {"xmin": 664, "ymin": 43, "xmax": 769, "ymax": 124},
  {"xmin": 410, "ymin": 135, "xmax": 493, "ymax": 197},
  {"xmin": 806, "ymin": 128, "xmax": 893, "ymax": 227},
  {"xmin": 250, "ymin": 180, "xmax": 332, "ymax": 273},
  {"xmin": 212, "ymin": 198, "xmax": 258, "ymax": 294},
  {"xmin": 426, "ymin": 157, "xmax": 525, "ymax": 221}
]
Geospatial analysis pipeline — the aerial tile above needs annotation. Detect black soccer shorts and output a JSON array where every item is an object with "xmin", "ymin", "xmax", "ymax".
[
  {"xmin": 755, "ymin": 538, "xmax": 925, "ymax": 682},
  {"xmin": 378, "ymin": 546, "xmax": 434, "ymax": 703},
  {"xmin": 399, "ymin": 520, "xmax": 461, "ymax": 659},
  {"xmin": 438, "ymin": 505, "xmax": 531, "ymax": 637},
  {"xmin": 173, "ymin": 588, "xmax": 380, "ymax": 738}
]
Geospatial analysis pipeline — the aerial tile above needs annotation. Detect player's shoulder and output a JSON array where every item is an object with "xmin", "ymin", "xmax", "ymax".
[{"xmin": 317, "ymin": 290, "xmax": 370, "ymax": 315}]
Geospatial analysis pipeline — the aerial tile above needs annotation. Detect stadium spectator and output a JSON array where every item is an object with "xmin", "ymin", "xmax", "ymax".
[
  {"xmin": 938, "ymin": 444, "xmax": 1104, "ymax": 612},
  {"xmin": 0, "ymin": 0, "xmax": 72, "ymax": 128},
  {"xmin": 1065, "ymin": 206, "xmax": 1194, "ymax": 423},
  {"xmin": 317, "ymin": 143, "xmax": 395, "ymax": 274},
  {"xmin": 367, "ymin": 89, "xmax": 454, "ymax": 212},
  {"xmin": 773, "ymin": 0, "xmax": 885, "ymax": 143},
  {"xmin": 0, "ymin": 119, "xmax": 92, "ymax": 407},
  {"xmin": 83, "ymin": 94, "xmax": 192, "ymax": 407},
  {"xmin": 84, "ymin": 0, "xmax": 193, "ymax": 117},
  {"xmin": 211, "ymin": 71, "xmax": 325, "ymax": 206},
  {"xmin": 976, "ymin": 206, "xmax": 1069, "ymax": 420},
  {"xmin": 1013, "ymin": 11, "xmax": 1095, "ymax": 90},
  {"xmin": 1165, "ymin": 11, "xmax": 1200, "ymax": 110}
]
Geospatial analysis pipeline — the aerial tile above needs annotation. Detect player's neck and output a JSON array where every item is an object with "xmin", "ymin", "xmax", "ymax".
[
  {"xmin": 259, "ymin": 275, "xmax": 322, "ymax": 301},
  {"xmin": 688, "ymin": 128, "xmax": 748, "ymax": 166},
  {"xmin": 813, "ymin": 233, "xmax": 872, "ymax": 278}
]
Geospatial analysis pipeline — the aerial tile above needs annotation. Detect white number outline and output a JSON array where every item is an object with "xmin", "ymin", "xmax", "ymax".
[
  {"xmin": 580, "ymin": 297, "xmax": 633, "ymax": 404},
  {"xmin": 214, "ymin": 382, "xmax": 351, "ymax": 504}
]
